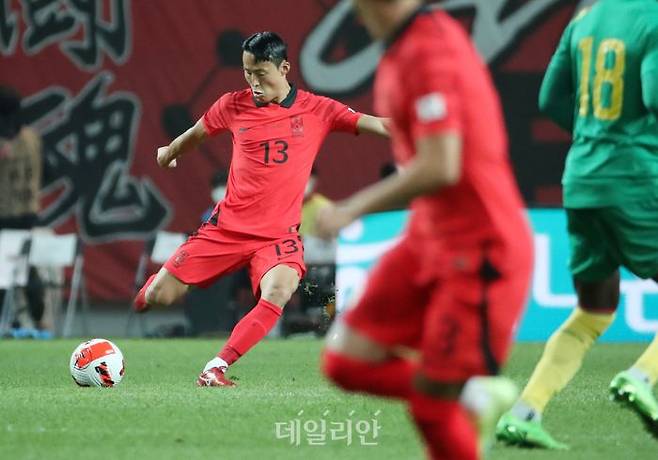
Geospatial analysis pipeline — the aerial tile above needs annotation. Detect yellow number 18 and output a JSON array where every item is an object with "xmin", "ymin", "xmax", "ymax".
[{"xmin": 577, "ymin": 37, "xmax": 626, "ymax": 121}]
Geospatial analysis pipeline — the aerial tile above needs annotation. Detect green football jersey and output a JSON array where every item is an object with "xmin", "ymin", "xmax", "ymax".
[{"xmin": 539, "ymin": 0, "xmax": 658, "ymax": 208}]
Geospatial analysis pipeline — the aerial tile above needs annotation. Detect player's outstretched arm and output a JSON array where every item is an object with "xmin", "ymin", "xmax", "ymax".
[
  {"xmin": 356, "ymin": 114, "xmax": 390, "ymax": 137},
  {"xmin": 156, "ymin": 119, "xmax": 208, "ymax": 168},
  {"xmin": 315, "ymin": 132, "xmax": 461, "ymax": 239}
]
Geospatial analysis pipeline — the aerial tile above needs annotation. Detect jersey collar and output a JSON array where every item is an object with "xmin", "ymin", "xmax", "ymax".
[{"xmin": 253, "ymin": 83, "xmax": 298, "ymax": 109}]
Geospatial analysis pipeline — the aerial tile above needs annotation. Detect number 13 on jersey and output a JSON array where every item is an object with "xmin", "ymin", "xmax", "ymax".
[
  {"xmin": 578, "ymin": 37, "xmax": 626, "ymax": 121},
  {"xmin": 260, "ymin": 140, "xmax": 289, "ymax": 164}
]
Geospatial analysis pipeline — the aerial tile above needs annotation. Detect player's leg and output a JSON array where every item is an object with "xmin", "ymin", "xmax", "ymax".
[
  {"xmin": 322, "ymin": 239, "xmax": 426, "ymax": 400},
  {"xmin": 133, "ymin": 265, "xmax": 190, "ymax": 312},
  {"xmin": 515, "ymin": 275, "xmax": 619, "ymax": 414},
  {"xmin": 214, "ymin": 264, "xmax": 300, "ymax": 364},
  {"xmin": 134, "ymin": 224, "xmax": 246, "ymax": 314},
  {"xmin": 498, "ymin": 277, "xmax": 617, "ymax": 449},
  {"xmin": 415, "ymin": 252, "xmax": 529, "ymax": 460},
  {"xmin": 200, "ymin": 236, "xmax": 304, "ymax": 386},
  {"xmin": 603, "ymin": 203, "xmax": 658, "ymax": 435},
  {"xmin": 498, "ymin": 208, "xmax": 618, "ymax": 449},
  {"xmin": 323, "ymin": 327, "xmax": 419, "ymax": 399},
  {"xmin": 323, "ymin": 321, "xmax": 417, "ymax": 398},
  {"xmin": 409, "ymin": 385, "xmax": 479, "ymax": 460},
  {"xmin": 144, "ymin": 268, "xmax": 190, "ymax": 307}
]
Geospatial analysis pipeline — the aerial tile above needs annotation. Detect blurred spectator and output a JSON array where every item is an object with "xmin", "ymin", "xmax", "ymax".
[
  {"xmin": 299, "ymin": 167, "xmax": 331, "ymax": 238},
  {"xmin": 0, "ymin": 85, "xmax": 47, "ymax": 334},
  {"xmin": 201, "ymin": 169, "xmax": 229, "ymax": 222}
]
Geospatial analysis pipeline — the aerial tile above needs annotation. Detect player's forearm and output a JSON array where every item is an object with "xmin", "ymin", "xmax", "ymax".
[
  {"xmin": 342, "ymin": 133, "xmax": 460, "ymax": 217},
  {"xmin": 167, "ymin": 121, "xmax": 207, "ymax": 161},
  {"xmin": 342, "ymin": 159, "xmax": 453, "ymax": 217},
  {"xmin": 357, "ymin": 115, "xmax": 390, "ymax": 137}
]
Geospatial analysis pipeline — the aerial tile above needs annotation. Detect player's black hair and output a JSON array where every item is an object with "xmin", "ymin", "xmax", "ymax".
[
  {"xmin": 242, "ymin": 31, "xmax": 288, "ymax": 66},
  {"xmin": 0, "ymin": 85, "xmax": 22, "ymax": 139}
]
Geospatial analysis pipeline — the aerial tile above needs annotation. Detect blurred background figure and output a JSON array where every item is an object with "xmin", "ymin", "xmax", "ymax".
[
  {"xmin": 299, "ymin": 167, "xmax": 331, "ymax": 238},
  {"xmin": 0, "ymin": 85, "xmax": 48, "ymax": 338},
  {"xmin": 201, "ymin": 169, "xmax": 229, "ymax": 222}
]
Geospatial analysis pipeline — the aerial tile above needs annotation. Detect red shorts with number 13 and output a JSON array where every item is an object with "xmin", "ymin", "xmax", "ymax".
[{"xmin": 163, "ymin": 221, "xmax": 306, "ymax": 295}]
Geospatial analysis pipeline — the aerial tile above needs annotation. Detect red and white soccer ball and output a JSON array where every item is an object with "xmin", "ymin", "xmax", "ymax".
[{"xmin": 69, "ymin": 339, "xmax": 125, "ymax": 387}]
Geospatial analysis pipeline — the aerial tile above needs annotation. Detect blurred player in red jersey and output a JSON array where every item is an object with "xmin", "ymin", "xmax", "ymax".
[
  {"xmin": 316, "ymin": 1, "xmax": 533, "ymax": 458},
  {"xmin": 133, "ymin": 31, "xmax": 388, "ymax": 387}
]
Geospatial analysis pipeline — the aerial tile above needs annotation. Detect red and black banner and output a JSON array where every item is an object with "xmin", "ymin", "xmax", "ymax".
[{"xmin": 1, "ymin": 0, "xmax": 584, "ymax": 300}]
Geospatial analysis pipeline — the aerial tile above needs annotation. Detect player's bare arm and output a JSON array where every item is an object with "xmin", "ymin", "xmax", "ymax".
[
  {"xmin": 357, "ymin": 114, "xmax": 390, "ymax": 137},
  {"xmin": 315, "ymin": 131, "xmax": 461, "ymax": 238},
  {"xmin": 156, "ymin": 119, "xmax": 207, "ymax": 168}
]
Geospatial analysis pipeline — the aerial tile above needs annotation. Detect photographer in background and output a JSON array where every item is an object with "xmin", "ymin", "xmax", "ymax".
[{"xmin": 0, "ymin": 85, "xmax": 47, "ymax": 336}]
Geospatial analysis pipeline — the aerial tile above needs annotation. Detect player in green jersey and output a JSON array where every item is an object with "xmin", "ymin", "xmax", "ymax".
[{"xmin": 497, "ymin": 0, "xmax": 658, "ymax": 449}]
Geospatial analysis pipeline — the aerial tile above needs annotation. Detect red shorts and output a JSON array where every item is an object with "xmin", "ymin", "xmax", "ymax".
[
  {"xmin": 163, "ymin": 222, "xmax": 306, "ymax": 295},
  {"xmin": 344, "ymin": 236, "xmax": 532, "ymax": 382}
]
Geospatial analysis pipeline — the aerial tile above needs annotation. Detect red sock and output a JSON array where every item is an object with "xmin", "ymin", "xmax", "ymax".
[
  {"xmin": 322, "ymin": 350, "xmax": 414, "ymax": 399},
  {"xmin": 409, "ymin": 392, "xmax": 478, "ymax": 460},
  {"xmin": 218, "ymin": 298, "xmax": 282, "ymax": 365},
  {"xmin": 133, "ymin": 274, "xmax": 156, "ymax": 311}
]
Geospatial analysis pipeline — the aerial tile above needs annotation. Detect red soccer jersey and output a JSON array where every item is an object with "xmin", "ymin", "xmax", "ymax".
[
  {"xmin": 202, "ymin": 85, "xmax": 361, "ymax": 238},
  {"xmin": 374, "ymin": 7, "xmax": 530, "ymax": 259}
]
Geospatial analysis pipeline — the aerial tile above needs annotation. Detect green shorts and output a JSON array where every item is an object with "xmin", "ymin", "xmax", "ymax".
[{"xmin": 567, "ymin": 202, "xmax": 658, "ymax": 281}]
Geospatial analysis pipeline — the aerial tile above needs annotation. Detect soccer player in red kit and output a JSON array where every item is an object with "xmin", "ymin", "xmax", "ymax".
[
  {"xmin": 133, "ymin": 31, "xmax": 388, "ymax": 387},
  {"xmin": 316, "ymin": 1, "xmax": 533, "ymax": 459}
]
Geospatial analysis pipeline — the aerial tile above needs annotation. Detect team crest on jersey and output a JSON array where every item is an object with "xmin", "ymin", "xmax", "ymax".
[{"xmin": 290, "ymin": 116, "xmax": 304, "ymax": 137}]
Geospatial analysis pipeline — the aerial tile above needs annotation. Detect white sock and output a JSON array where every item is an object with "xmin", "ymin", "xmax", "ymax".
[
  {"xmin": 203, "ymin": 357, "xmax": 228, "ymax": 372},
  {"xmin": 511, "ymin": 400, "xmax": 541, "ymax": 422},
  {"xmin": 628, "ymin": 367, "xmax": 651, "ymax": 386},
  {"xmin": 460, "ymin": 377, "xmax": 492, "ymax": 416}
]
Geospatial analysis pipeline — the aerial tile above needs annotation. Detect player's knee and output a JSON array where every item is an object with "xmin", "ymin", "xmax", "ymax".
[
  {"xmin": 260, "ymin": 284, "xmax": 295, "ymax": 307},
  {"xmin": 325, "ymin": 320, "xmax": 390, "ymax": 362}
]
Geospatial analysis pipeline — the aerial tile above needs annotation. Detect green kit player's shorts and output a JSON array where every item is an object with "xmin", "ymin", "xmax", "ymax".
[{"xmin": 567, "ymin": 200, "xmax": 658, "ymax": 281}]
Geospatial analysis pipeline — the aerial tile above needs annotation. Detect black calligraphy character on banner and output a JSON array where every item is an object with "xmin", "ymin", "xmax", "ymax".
[
  {"xmin": 63, "ymin": 0, "xmax": 130, "ymax": 70},
  {"xmin": 0, "ymin": 0, "xmax": 18, "ymax": 55},
  {"xmin": 23, "ymin": 72, "xmax": 170, "ymax": 242},
  {"xmin": 21, "ymin": 0, "xmax": 130, "ymax": 71},
  {"xmin": 22, "ymin": 0, "xmax": 76, "ymax": 54}
]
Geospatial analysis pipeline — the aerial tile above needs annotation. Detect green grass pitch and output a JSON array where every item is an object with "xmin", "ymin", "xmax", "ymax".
[{"xmin": 1, "ymin": 339, "xmax": 657, "ymax": 459}]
